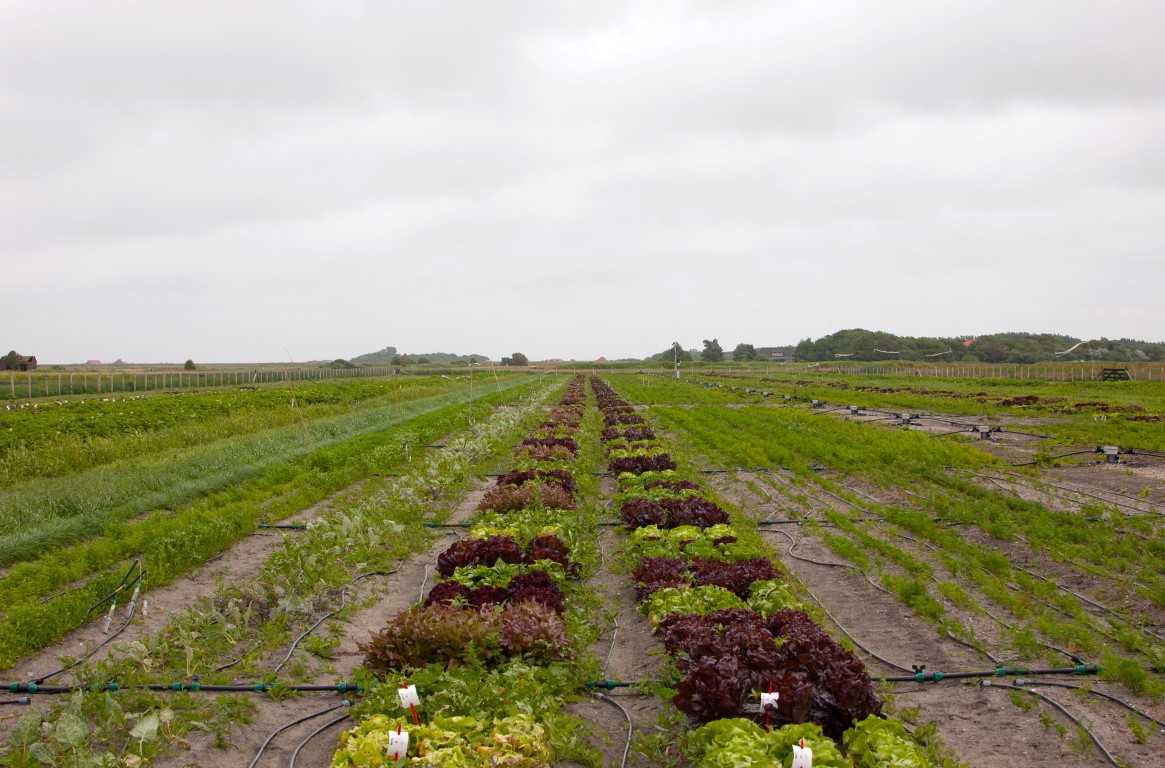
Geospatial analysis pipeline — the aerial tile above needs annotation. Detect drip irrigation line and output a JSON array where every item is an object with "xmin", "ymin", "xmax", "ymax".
[
  {"xmin": 881, "ymin": 664, "xmax": 1099, "ymax": 683},
  {"xmin": 289, "ymin": 713, "xmax": 352, "ymax": 767},
  {"xmin": 764, "ymin": 527, "xmax": 852, "ymax": 570},
  {"xmin": 929, "ymin": 427, "xmax": 976, "ymax": 439},
  {"xmin": 987, "ymin": 477, "xmax": 1021, "ymax": 498},
  {"xmin": 5, "ymin": 681, "xmax": 361, "ymax": 694},
  {"xmin": 603, "ymin": 616, "xmax": 619, "ymax": 677},
  {"xmin": 1010, "ymin": 449, "xmax": 1096, "ymax": 467},
  {"xmin": 978, "ymin": 606, "xmax": 1085, "ymax": 665},
  {"xmin": 817, "ymin": 474, "xmax": 1147, "ymax": 649},
  {"xmin": 594, "ymin": 693, "xmax": 633, "ymax": 768},
  {"xmin": 0, "ymin": 697, "xmax": 32, "ymax": 706},
  {"xmin": 994, "ymin": 469, "xmax": 1163, "ymax": 516},
  {"xmin": 801, "ymin": 585, "xmax": 913, "ymax": 674},
  {"xmin": 85, "ymin": 560, "xmax": 143, "ymax": 617},
  {"xmin": 943, "ymin": 627, "xmax": 1001, "ymax": 665},
  {"xmin": 33, "ymin": 588, "xmax": 142, "ymax": 684},
  {"xmin": 353, "ymin": 560, "xmax": 404, "ymax": 582},
  {"xmin": 247, "ymin": 701, "xmax": 351, "ymax": 768},
  {"xmin": 273, "ymin": 589, "xmax": 348, "ymax": 676},
  {"xmin": 1013, "ymin": 679, "xmax": 1165, "ymax": 730},
  {"xmin": 979, "ymin": 681, "xmax": 1119, "ymax": 768},
  {"xmin": 997, "ymin": 428, "xmax": 1053, "ymax": 440},
  {"xmin": 258, "ymin": 523, "xmax": 309, "ymax": 530}
]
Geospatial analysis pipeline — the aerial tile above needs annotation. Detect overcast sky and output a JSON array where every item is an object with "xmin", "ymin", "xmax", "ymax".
[{"xmin": 2, "ymin": 1, "xmax": 1162, "ymax": 363}]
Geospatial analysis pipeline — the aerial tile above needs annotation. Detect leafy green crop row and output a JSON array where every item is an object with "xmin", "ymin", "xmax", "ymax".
[
  {"xmin": 0, "ymin": 379, "xmax": 541, "ymax": 670},
  {"xmin": 0, "ymin": 378, "xmax": 531, "ymax": 567},
  {"xmin": 0, "ymin": 380, "xmax": 562, "ymax": 766}
]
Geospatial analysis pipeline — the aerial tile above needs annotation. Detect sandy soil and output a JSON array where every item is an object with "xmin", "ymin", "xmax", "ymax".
[
  {"xmin": 713, "ymin": 473, "xmax": 1165, "ymax": 767},
  {"xmin": 149, "ymin": 481, "xmax": 493, "ymax": 768}
]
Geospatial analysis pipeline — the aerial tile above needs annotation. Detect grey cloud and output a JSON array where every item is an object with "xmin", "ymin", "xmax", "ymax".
[{"xmin": 0, "ymin": 0, "xmax": 1161, "ymax": 362}]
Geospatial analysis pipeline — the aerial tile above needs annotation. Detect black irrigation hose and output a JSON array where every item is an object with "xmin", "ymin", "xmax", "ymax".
[
  {"xmin": 85, "ymin": 561, "xmax": 143, "ymax": 617},
  {"xmin": 5, "ymin": 681, "xmax": 361, "ymax": 694},
  {"xmin": 1010, "ymin": 449, "xmax": 1096, "ymax": 467},
  {"xmin": 33, "ymin": 586, "xmax": 143, "ymax": 684},
  {"xmin": 801, "ymin": 584, "xmax": 913, "ymax": 674},
  {"xmin": 978, "ymin": 605, "xmax": 1086, "ymax": 665},
  {"xmin": 997, "ymin": 428, "xmax": 1053, "ymax": 440},
  {"xmin": 929, "ymin": 428, "xmax": 975, "ymax": 439},
  {"xmin": 1013, "ymin": 679, "xmax": 1165, "ymax": 730},
  {"xmin": 979, "ymin": 681, "xmax": 1119, "ymax": 767},
  {"xmin": 881, "ymin": 665, "xmax": 1099, "ymax": 683},
  {"xmin": 808, "ymin": 477, "xmax": 1142, "ymax": 654},
  {"xmin": 594, "ymin": 693, "xmax": 633, "ymax": 768},
  {"xmin": 272, "ymin": 589, "xmax": 348, "ymax": 676},
  {"xmin": 247, "ymin": 701, "xmax": 351, "ymax": 768},
  {"xmin": 0, "ymin": 697, "xmax": 32, "ymax": 706},
  {"xmin": 995, "ymin": 469, "xmax": 1164, "ymax": 517},
  {"xmin": 289, "ymin": 713, "xmax": 352, "ymax": 767},
  {"xmin": 767, "ymin": 488, "xmax": 1080, "ymax": 665}
]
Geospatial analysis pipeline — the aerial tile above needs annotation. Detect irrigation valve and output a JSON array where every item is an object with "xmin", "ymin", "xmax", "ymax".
[
  {"xmin": 976, "ymin": 425, "xmax": 994, "ymax": 440},
  {"xmin": 1100, "ymin": 445, "xmax": 1121, "ymax": 463},
  {"xmin": 811, "ymin": 399, "xmax": 821, "ymax": 407},
  {"xmin": 791, "ymin": 738, "xmax": 813, "ymax": 768}
]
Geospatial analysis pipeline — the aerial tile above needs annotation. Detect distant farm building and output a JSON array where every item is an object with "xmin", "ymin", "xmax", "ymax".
[
  {"xmin": 0, "ymin": 352, "xmax": 37, "ymax": 371},
  {"xmin": 595, "ymin": 357, "xmax": 608, "ymax": 362},
  {"xmin": 756, "ymin": 346, "xmax": 796, "ymax": 362},
  {"xmin": 86, "ymin": 359, "xmax": 103, "ymax": 366}
]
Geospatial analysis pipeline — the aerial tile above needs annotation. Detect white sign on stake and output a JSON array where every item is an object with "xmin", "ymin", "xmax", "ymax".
[
  {"xmin": 791, "ymin": 741, "xmax": 813, "ymax": 768},
  {"xmin": 397, "ymin": 684, "xmax": 420, "ymax": 709},
  {"xmin": 387, "ymin": 729, "xmax": 409, "ymax": 758},
  {"xmin": 760, "ymin": 691, "xmax": 779, "ymax": 708}
]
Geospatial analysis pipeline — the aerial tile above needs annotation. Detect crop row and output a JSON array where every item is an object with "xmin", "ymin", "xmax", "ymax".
[
  {"xmin": 1, "ymin": 379, "xmax": 560, "ymax": 765},
  {"xmin": 629, "ymin": 382, "xmax": 1165, "ymax": 702},
  {"xmin": 670, "ymin": 371, "xmax": 1165, "ymax": 452},
  {"xmin": 592, "ymin": 379, "xmax": 933, "ymax": 767},
  {"xmin": 331, "ymin": 375, "xmax": 609, "ymax": 767},
  {"xmin": 0, "ymin": 380, "xmax": 540, "ymax": 669}
]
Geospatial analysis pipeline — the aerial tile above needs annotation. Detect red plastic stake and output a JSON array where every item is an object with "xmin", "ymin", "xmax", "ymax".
[{"xmin": 402, "ymin": 679, "xmax": 420, "ymax": 725}]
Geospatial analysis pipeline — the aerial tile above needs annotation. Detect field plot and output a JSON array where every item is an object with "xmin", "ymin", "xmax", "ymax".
[
  {"xmin": 2, "ymin": 371, "xmax": 1163, "ymax": 767},
  {"xmin": 0, "ymin": 373, "xmax": 550, "ymax": 764},
  {"xmin": 598, "ymin": 372, "xmax": 1165, "ymax": 766}
]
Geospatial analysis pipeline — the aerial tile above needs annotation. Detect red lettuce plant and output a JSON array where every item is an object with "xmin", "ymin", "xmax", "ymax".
[
  {"xmin": 631, "ymin": 556, "xmax": 690, "ymax": 601},
  {"xmin": 688, "ymin": 557, "xmax": 781, "ymax": 599},
  {"xmin": 619, "ymin": 496, "xmax": 728, "ymax": 528},
  {"xmin": 518, "ymin": 436, "xmax": 578, "ymax": 454},
  {"xmin": 436, "ymin": 536, "xmax": 524, "ymax": 577},
  {"xmin": 609, "ymin": 453, "xmax": 678, "ymax": 475},
  {"xmin": 496, "ymin": 468, "xmax": 577, "ymax": 495},
  {"xmin": 362, "ymin": 601, "xmax": 570, "ymax": 673},
  {"xmin": 477, "ymin": 484, "xmax": 576, "ymax": 512}
]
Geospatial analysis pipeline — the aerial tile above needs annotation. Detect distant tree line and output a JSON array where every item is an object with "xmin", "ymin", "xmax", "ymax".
[
  {"xmin": 648, "ymin": 339, "xmax": 759, "ymax": 363},
  {"xmin": 793, "ymin": 329, "xmax": 1165, "ymax": 364}
]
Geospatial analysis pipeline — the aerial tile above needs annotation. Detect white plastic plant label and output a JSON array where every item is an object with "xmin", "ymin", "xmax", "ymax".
[
  {"xmin": 397, "ymin": 684, "xmax": 420, "ymax": 709},
  {"xmin": 791, "ymin": 741, "xmax": 813, "ymax": 768},
  {"xmin": 760, "ymin": 691, "xmax": 779, "ymax": 708},
  {"xmin": 387, "ymin": 729, "xmax": 409, "ymax": 757}
]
